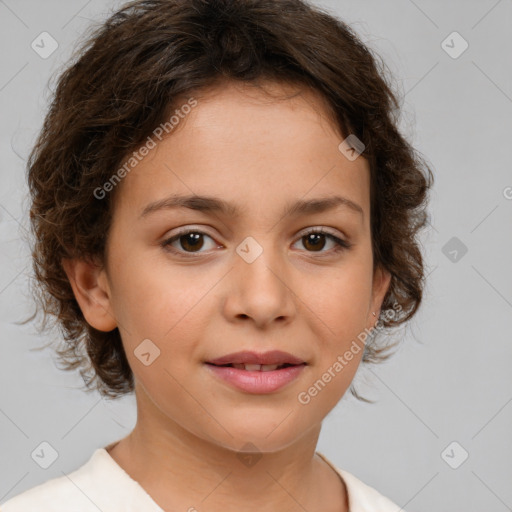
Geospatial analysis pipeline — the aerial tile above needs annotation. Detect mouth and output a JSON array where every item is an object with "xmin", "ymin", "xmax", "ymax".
[
  {"xmin": 204, "ymin": 350, "xmax": 308, "ymax": 392},
  {"xmin": 205, "ymin": 362, "xmax": 304, "ymax": 372},
  {"xmin": 204, "ymin": 360, "xmax": 307, "ymax": 394},
  {"xmin": 205, "ymin": 349, "xmax": 307, "ymax": 368}
]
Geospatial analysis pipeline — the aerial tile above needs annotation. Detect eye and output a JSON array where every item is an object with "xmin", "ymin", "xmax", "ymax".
[
  {"xmin": 292, "ymin": 227, "xmax": 351, "ymax": 254},
  {"xmin": 161, "ymin": 229, "xmax": 220, "ymax": 256},
  {"xmin": 160, "ymin": 227, "xmax": 352, "ymax": 258}
]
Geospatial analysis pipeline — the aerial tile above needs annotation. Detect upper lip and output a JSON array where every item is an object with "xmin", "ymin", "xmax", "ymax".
[{"xmin": 206, "ymin": 350, "xmax": 306, "ymax": 366}]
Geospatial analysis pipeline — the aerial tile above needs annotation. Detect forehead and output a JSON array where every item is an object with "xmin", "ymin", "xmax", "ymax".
[
  {"xmin": 177, "ymin": 79, "xmax": 345, "ymax": 144},
  {"xmin": 113, "ymin": 80, "xmax": 370, "ymax": 224}
]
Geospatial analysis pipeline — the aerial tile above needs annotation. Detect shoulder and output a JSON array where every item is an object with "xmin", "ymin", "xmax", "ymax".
[
  {"xmin": 0, "ymin": 448, "xmax": 129, "ymax": 512},
  {"xmin": 316, "ymin": 452, "xmax": 405, "ymax": 512},
  {"xmin": 0, "ymin": 471, "xmax": 87, "ymax": 512}
]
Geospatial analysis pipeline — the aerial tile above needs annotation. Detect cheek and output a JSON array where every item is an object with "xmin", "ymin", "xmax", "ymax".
[
  {"xmin": 303, "ymin": 282, "xmax": 369, "ymax": 408},
  {"xmin": 301, "ymin": 260, "xmax": 373, "ymax": 333},
  {"xmin": 298, "ymin": 259, "xmax": 371, "ymax": 393},
  {"xmin": 108, "ymin": 247, "xmax": 188, "ymax": 330},
  {"xmin": 110, "ymin": 255, "xmax": 219, "ymax": 365}
]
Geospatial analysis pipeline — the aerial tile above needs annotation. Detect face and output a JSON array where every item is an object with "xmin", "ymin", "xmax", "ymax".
[{"xmin": 67, "ymin": 80, "xmax": 391, "ymax": 453}]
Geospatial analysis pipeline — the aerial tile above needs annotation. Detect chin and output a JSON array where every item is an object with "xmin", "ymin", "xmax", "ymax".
[{"xmin": 204, "ymin": 419, "xmax": 311, "ymax": 455}]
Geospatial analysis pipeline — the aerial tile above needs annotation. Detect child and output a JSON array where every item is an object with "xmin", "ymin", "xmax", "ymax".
[{"xmin": 1, "ymin": 0, "xmax": 433, "ymax": 510}]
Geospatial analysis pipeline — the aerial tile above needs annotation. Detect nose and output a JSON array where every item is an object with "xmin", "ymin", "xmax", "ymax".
[{"xmin": 222, "ymin": 241, "xmax": 297, "ymax": 329}]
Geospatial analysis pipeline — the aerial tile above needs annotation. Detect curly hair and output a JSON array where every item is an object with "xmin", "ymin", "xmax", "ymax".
[{"xmin": 20, "ymin": 0, "xmax": 434, "ymax": 402}]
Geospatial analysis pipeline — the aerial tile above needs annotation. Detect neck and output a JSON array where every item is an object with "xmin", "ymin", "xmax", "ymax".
[{"xmin": 106, "ymin": 386, "xmax": 348, "ymax": 511}]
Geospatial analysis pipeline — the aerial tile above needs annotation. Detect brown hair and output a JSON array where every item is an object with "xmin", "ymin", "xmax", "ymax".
[{"xmin": 21, "ymin": 0, "xmax": 434, "ymax": 402}]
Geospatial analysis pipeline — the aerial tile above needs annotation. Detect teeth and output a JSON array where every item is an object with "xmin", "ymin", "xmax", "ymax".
[
  {"xmin": 244, "ymin": 364, "xmax": 262, "ymax": 371},
  {"xmin": 231, "ymin": 363, "xmax": 280, "ymax": 371}
]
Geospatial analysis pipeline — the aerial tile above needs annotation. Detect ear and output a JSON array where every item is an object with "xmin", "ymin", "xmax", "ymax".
[
  {"xmin": 61, "ymin": 256, "xmax": 117, "ymax": 332},
  {"xmin": 368, "ymin": 265, "xmax": 392, "ymax": 327}
]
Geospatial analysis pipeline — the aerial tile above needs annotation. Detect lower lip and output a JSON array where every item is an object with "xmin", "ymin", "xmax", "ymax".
[{"xmin": 205, "ymin": 363, "xmax": 306, "ymax": 394}]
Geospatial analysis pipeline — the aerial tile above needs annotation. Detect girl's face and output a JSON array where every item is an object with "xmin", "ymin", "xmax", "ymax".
[{"xmin": 97, "ymin": 80, "xmax": 391, "ymax": 452}]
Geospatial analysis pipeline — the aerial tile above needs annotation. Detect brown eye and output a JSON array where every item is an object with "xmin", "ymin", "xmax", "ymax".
[
  {"xmin": 302, "ymin": 232, "xmax": 327, "ymax": 251},
  {"xmin": 293, "ymin": 228, "xmax": 351, "ymax": 254},
  {"xmin": 177, "ymin": 232, "xmax": 204, "ymax": 252},
  {"xmin": 161, "ymin": 230, "xmax": 219, "ymax": 255}
]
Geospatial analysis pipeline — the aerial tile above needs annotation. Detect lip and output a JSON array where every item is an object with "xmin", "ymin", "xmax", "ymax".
[
  {"xmin": 206, "ymin": 350, "xmax": 305, "ymax": 366},
  {"xmin": 204, "ymin": 363, "xmax": 307, "ymax": 393}
]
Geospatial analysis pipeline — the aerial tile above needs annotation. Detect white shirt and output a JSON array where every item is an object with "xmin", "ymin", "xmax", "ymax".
[{"xmin": 1, "ymin": 444, "xmax": 405, "ymax": 511}]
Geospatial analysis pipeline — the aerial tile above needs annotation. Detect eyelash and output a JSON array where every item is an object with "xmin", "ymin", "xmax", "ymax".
[{"xmin": 160, "ymin": 227, "xmax": 352, "ymax": 258}]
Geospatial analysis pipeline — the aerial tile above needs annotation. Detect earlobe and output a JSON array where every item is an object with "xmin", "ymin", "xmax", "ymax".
[
  {"xmin": 370, "ymin": 265, "xmax": 392, "ymax": 324},
  {"xmin": 61, "ymin": 257, "xmax": 117, "ymax": 332}
]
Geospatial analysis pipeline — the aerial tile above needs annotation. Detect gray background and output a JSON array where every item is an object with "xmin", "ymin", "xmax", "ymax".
[{"xmin": 1, "ymin": 1, "xmax": 511, "ymax": 510}]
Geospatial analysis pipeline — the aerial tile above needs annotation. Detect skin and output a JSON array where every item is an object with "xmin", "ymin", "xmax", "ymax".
[{"xmin": 62, "ymin": 79, "xmax": 391, "ymax": 512}]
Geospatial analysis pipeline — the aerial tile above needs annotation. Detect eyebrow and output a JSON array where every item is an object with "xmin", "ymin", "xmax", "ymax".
[{"xmin": 139, "ymin": 193, "xmax": 364, "ymax": 221}]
